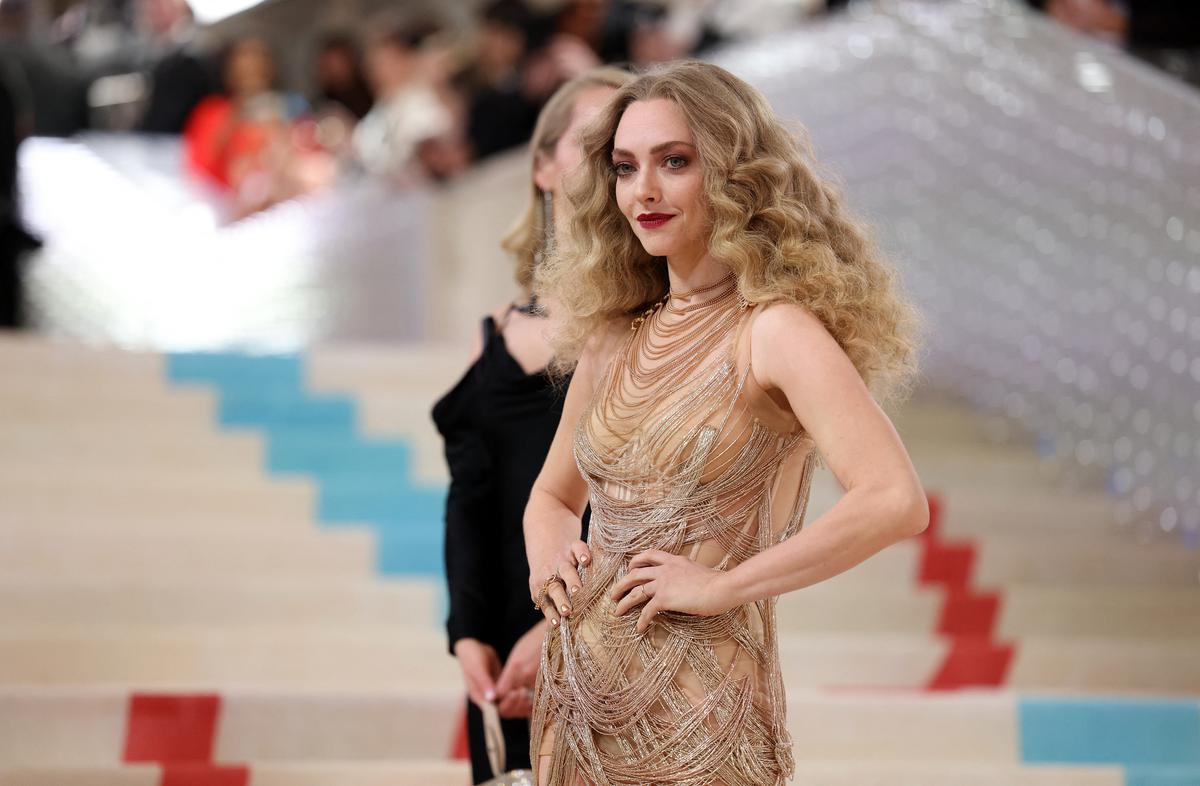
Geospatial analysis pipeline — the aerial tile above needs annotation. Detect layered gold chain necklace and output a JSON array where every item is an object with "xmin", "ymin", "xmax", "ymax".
[{"xmin": 620, "ymin": 271, "xmax": 743, "ymax": 394}]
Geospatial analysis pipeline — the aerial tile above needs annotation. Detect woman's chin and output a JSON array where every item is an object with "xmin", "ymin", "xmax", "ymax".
[{"xmin": 636, "ymin": 238, "xmax": 676, "ymax": 258}]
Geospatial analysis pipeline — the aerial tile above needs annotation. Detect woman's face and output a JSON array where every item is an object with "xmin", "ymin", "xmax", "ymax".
[
  {"xmin": 226, "ymin": 39, "xmax": 274, "ymax": 98},
  {"xmin": 611, "ymin": 98, "xmax": 708, "ymax": 262}
]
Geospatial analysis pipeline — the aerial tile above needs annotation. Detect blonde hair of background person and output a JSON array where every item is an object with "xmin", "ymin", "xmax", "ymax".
[
  {"xmin": 523, "ymin": 60, "xmax": 928, "ymax": 785},
  {"xmin": 502, "ymin": 65, "xmax": 635, "ymax": 293},
  {"xmin": 537, "ymin": 60, "xmax": 920, "ymax": 402}
]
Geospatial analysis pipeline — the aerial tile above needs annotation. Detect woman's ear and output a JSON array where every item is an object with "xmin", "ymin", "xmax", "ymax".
[{"xmin": 533, "ymin": 150, "xmax": 558, "ymax": 194}]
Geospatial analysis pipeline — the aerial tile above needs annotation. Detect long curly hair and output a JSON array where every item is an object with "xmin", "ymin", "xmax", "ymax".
[
  {"xmin": 500, "ymin": 66, "xmax": 634, "ymax": 291},
  {"xmin": 536, "ymin": 60, "xmax": 921, "ymax": 404}
]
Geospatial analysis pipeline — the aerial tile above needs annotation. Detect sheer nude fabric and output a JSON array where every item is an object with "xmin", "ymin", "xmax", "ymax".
[{"xmin": 531, "ymin": 291, "xmax": 819, "ymax": 786}]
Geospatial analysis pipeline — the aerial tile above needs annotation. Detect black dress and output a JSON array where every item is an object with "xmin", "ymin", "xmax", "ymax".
[{"xmin": 432, "ymin": 310, "xmax": 588, "ymax": 784}]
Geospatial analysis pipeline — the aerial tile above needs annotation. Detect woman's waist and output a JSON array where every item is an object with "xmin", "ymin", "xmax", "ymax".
[{"xmin": 584, "ymin": 524, "xmax": 758, "ymax": 574}]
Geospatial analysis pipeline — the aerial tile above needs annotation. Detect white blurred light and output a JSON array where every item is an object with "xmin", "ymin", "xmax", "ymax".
[
  {"xmin": 190, "ymin": 0, "xmax": 267, "ymax": 24},
  {"xmin": 1074, "ymin": 54, "xmax": 1112, "ymax": 93}
]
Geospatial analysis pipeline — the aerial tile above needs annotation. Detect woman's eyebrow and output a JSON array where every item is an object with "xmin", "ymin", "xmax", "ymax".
[{"xmin": 611, "ymin": 141, "xmax": 696, "ymax": 158}]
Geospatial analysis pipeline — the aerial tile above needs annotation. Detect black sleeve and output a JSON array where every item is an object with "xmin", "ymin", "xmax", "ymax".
[
  {"xmin": 1127, "ymin": 1, "xmax": 1200, "ymax": 48},
  {"xmin": 441, "ymin": 418, "xmax": 501, "ymax": 656}
]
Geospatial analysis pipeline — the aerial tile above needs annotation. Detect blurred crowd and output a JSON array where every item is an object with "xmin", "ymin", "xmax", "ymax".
[
  {"xmin": 0, "ymin": 0, "xmax": 1197, "ymax": 224},
  {"xmin": 0, "ymin": 0, "xmax": 760, "ymax": 218}
]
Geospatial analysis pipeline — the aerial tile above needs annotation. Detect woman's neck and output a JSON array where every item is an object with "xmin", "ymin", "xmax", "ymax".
[{"xmin": 665, "ymin": 252, "xmax": 732, "ymax": 308}]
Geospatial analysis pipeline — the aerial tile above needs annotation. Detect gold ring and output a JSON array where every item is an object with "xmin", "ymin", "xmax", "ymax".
[{"xmin": 532, "ymin": 572, "xmax": 562, "ymax": 610}]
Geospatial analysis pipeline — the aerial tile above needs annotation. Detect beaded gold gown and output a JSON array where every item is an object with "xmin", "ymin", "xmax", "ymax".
[{"xmin": 530, "ymin": 281, "xmax": 820, "ymax": 786}]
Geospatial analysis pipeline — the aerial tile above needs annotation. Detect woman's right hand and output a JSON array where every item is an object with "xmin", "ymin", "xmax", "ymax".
[
  {"xmin": 528, "ymin": 539, "xmax": 592, "ymax": 627},
  {"xmin": 452, "ymin": 637, "xmax": 502, "ymax": 710}
]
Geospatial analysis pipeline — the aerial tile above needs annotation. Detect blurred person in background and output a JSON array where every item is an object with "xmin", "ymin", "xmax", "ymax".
[
  {"xmin": 0, "ymin": 74, "xmax": 18, "ymax": 329},
  {"xmin": 553, "ymin": 0, "xmax": 634, "ymax": 63},
  {"xmin": 136, "ymin": 0, "xmax": 216, "ymax": 133},
  {"xmin": 626, "ymin": 3, "xmax": 705, "ymax": 69},
  {"xmin": 310, "ymin": 31, "xmax": 373, "ymax": 121},
  {"xmin": 1034, "ymin": 0, "xmax": 1200, "ymax": 85},
  {"xmin": 183, "ymin": 36, "xmax": 332, "ymax": 219},
  {"xmin": 460, "ymin": 0, "xmax": 543, "ymax": 161},
  {"xmin": 0, "ymin": 0, "xmax": 89, "ymax": 136},
  {"xmin": 518, "ymin": 32, "xmax": 602, "ymax": 121},
  {"xmin": 353, "ymin": 22, "xmax": 469, "ymax": 183},
  {"xmin": 432, "ymin": 65, "xmax": 630, "ymax": 785},
  {"xmin": 1041, "ymin": 0, "xmax": 1200, "ymax": 47},
  {"xmin": 1, "ymin": 67, "xmax": 38, "ymax": 328}
]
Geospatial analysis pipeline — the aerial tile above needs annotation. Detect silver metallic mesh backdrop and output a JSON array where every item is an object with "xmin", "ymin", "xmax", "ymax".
[{"xmin": 717, "ymin": 0, "xmax": 1199, "ymax": 547}]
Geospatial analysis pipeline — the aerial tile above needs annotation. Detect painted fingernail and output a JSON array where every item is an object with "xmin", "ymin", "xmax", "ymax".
[
  {"xmin": 570, "ymin": 586, "xmax": 580, "ymax": 595},
  {"xmin": 551, "ymin": 618, "xmax": 559, "ymax": 626},
  {"xmin": 580, "ymin": 555, "xmax": 588, "ymax": 563},
  {"xmin": 560, "ymin": 604, "xmax": 569, "ymax": 614}
]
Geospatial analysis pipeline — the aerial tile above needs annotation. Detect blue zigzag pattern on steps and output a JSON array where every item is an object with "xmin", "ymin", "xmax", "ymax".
[{"xmin": 166, "ymin": 352, "xmax": 446, "ymax": 578}]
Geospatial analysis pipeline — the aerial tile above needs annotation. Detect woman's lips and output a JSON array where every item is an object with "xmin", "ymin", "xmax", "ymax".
[{"xmin": 637, "ymin": 213, "xmax": 675, "ymax": 229}]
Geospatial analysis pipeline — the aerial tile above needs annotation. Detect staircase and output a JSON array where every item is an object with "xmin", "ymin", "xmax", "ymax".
[{"xmin": 1, "ymin": 334, "xmax": 1197, "ymax": 786}]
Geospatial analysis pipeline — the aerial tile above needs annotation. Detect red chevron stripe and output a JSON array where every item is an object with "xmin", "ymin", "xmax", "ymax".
[
  {"xmin": 920, "ymin": 492, "xmax": 1015, "ymax": 690},
  {"xmin": 451, "ymin": 702, "xmax": 471, "ymax": 760},
  {"xmin": 124, "ymin": 694, "xmax": 221, "ymax": 763},
  {"xmin": 122, "ymin": 693, "xmax": 252, "ymax": 785}
]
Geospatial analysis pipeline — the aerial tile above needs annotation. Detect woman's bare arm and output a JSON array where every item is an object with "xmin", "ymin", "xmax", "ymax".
[
  {"xmin": 523, "ymin": 328, "xmax": 619, "ymax": 624},
  {"xmin": 720, "ymin": 302, "xmax": 928, "ymax": 605}
]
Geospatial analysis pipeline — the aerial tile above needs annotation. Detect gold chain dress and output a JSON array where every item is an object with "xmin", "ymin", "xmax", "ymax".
[{"xmin": 530, "ymin": 277, "xmax": 820, "ymax": 786}]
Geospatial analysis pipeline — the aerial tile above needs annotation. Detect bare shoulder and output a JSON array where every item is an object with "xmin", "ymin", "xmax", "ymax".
[
  {"xmin": 749, "ymin": 301, "xmax": 839, "ymax": 355},
  {"xmin": 748, "ymin": 301, "xmax": 856, "ymax": 390},
  {"xmin": 461, "ymin": 302, "xmax": 510, "ymax": 368}
]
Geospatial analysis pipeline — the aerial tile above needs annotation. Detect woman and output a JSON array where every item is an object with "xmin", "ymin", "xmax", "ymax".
[
  {"xmin": 183, "ymin": 36, "xmax": 331, "ymax": 218},
  {"xmin": 524, "ymin": 61, "xmax": 928, "ymax": 786},
  {"xmin": 432, "ymin": 66, "xmax": 632, "ymax": 785}
]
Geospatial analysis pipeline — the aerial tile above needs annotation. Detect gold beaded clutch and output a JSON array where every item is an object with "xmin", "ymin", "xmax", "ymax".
[{"xmin": 478, "ymin": 701, "xmax": 535, "ymax": 786}]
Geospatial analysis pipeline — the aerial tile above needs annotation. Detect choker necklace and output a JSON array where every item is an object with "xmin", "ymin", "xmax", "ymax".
[
  {"xmin": 669, "ymin": 271, "xmax": 736, "ymax": 303},
  {"xmin": 666, "ymin": 272, "xmax": 737, "ymax": 315},
  {"xmin": 631, "ymin": 272, "xmax": 740, "ymax": 332}
]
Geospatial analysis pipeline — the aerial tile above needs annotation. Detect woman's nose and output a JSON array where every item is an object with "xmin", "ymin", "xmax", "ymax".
[{"xmin": 635, "ymin": 169, "xmax": 660, "ymax": 204}]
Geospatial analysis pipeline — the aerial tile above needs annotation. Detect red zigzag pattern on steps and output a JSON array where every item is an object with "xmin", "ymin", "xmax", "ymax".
[
  {"xmin": 123, "ymin": 694, "xmax": 249, "ymax": 786},
  {"xmin": 921, "ymin": 491, "xmax": 1016, "ymax": 690}
]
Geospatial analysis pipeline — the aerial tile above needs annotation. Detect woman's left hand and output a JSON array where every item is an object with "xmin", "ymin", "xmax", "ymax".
[{"xmin": 609, "ymin": 549, "xmax": 737, "ymax": 634}]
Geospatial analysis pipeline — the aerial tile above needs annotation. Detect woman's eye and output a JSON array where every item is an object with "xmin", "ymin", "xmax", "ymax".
[
  {"xmin": 664, "ymin": 155, "xmax": 688, "ymax": 169},
  {"xmin": 613, "ymin": 162, "xmax": 634, "ymax": 176}
]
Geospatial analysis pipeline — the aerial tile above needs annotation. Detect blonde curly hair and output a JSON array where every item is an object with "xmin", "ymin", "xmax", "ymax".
[{"xmin": 536, "ymin": 60, "xmax": 922, "ymax": 404}]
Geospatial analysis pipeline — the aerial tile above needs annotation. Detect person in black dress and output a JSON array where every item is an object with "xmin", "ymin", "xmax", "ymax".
[
  {"xmin": 432, "ymin": 65, "xmax": 630, "ymax": 784},
  {"xmin": 0, "ymin": 58, "xmax": 40, "ymax": 329}
]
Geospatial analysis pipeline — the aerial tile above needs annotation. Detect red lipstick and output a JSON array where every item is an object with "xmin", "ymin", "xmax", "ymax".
[{"xmin": 637, "ymin": 212, "xmax": 675, "ymax": 229}]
